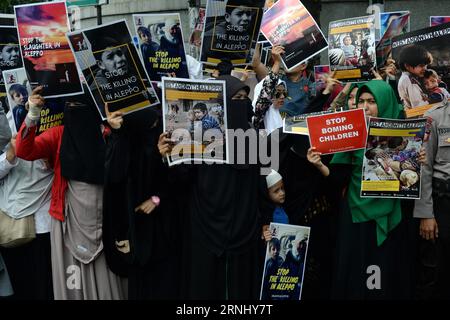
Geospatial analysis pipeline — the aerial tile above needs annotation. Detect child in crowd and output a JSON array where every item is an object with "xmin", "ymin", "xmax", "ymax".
[
  {"xmin": 8, "ymin": 84, "xmax": 28, "ymax": 131},
  {"xmin": 423, "ymin": 69, "xmax": 450, "ymax": 103},
  {"xmin": 262, "ymin": 169, "xmax": 288, "ymax": 241}
]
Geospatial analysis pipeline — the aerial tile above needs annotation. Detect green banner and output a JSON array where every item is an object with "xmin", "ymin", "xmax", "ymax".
[{"xmin": 66, "ymin": 0, "xmax": 107, "ymax": 7}]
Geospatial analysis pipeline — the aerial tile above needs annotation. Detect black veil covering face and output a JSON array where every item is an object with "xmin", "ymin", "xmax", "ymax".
[
  {"xmin": 60, "ymin": 87, "xmax": 105, "ymax": 185},
  {"xmin": 216, "ymin": 74, "xmax": 254, "ymax": 168},
  {"xmin": 121, "ymin": 104, "xmax": 161, "ymax": 134},
  {"xmin": 186, "ymin": 75, "xmax": 261, "ymax": 299},
  {"xmin": 102, "ymin": 104, "xmax": 180, "ymax": 299}
]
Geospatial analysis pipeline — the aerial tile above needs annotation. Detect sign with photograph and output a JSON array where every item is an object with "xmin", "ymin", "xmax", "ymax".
[
  {"xmin": 15, "ymin": 1, "xmax": 83, "ymax": 98},
  {"xmin": 260, "ymin": 223, "xmax": 310, "ymax": 300},
  {"xmin": 361, "ymin": 117, "xmax": 427, "ymax": 199},
  {"xmin": 328, "ymin": 16, "xmax": 376, "ymax": 82},
  {"xmin": 68, "ymin": 20, "xmax": 160, "ymax": 120},
  {"xmin": 200, "ymin": 0, "xmax": 266, "ymax": 65},
  {"xmin": 162, "ymin": 77, "xmax": 228, "ymax": 166},
  {"xmin": 260, "ymin": 0, "xmax": 327, "ymax": 71},
  {"xmin": 133, "ymin": 13, "xmax": 189, "ymax": 82},
  {"xmin": 392, "ymin": 23, "xmax": 450, "ymax": 117}
]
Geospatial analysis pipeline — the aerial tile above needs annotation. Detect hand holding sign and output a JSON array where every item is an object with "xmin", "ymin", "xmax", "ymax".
[
  {"xmin": 306, "ymin": 108, "xmax": 367, "ymax": 155},
  {"xmin": 307, "ymin": 147, "xmax": 330, "ymax": 177},
  {"xmin": 105, "ymin": 103, "xmax": 123, "ymax": 130},
  {"xmin": 26, "ymin": 85, "xmax": 45, "ymax": 121}
]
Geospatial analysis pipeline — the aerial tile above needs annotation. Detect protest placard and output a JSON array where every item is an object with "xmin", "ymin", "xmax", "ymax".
[
  {"xmin": 200, "ymin": 0, "xmax": 266, "ymax": 65},
  {"xmin": 260, "ymin": 0, "xmax": 327, "ymax": 71},
  {"xmin": 133, "ymin": 13, "xmax": 189, "ymax": 82},
  {"xmin": 15, "ymin": 1, "xmax": 83, "ymax": 98},
  {"xmin": 162, "ymin": 77, "xmax": 228, "ymax": 166},
  {"xmin": 328, "ymin": 15, "xmax": 376, "ymax": 82},
  {"xmin": 260, "ymin": 223, "xmax": 310, "ymax": 300},
  {"xmin": 306, "ymin": 108, "xmax": 367, "ymax": 154},
  {"xmin": 361, "ymin": 117, "xmax": 427, "ymax": 199},
  {"xmin": 68, "ymin": 20, "xmax": 159, "ymax": 120}
]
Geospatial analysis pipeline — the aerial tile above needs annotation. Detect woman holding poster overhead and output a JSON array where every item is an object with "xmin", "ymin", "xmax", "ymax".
[{"xmin": 307, "ymin": 80, "xmax": 419, "ymax": 299}]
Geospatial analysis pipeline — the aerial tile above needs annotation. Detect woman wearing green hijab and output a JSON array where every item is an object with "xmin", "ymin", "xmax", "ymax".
[
  {"xmin": 307, "ymin": 80, "xmax": 418, "ymax": 299},
  {"xmin": 329, "ymin": 83, "xmax": 362, "ymax": 111}
]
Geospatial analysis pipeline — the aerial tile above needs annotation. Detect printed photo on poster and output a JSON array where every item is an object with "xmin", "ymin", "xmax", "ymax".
[
  {"xmin": 361, "ymin": 117, "xmax": 427, "ymax": 199},
  {"xmin": 430, "ymin": 16, "xmax": 450, "ymax": 27},
  {"xmin": 162, "ymin": 77, "xmax": 228, "ymax": 166},
  {"xmin": 380, "ymin": 11, "xmax": 409, "ymax": 40},
  {"xmin": 376, "ymin": 12, "xmax": 410, "ymax": 69},
  {"xmin": 189, "ymin": 8, "xmax": 206, "ymax": 49},
  {"xmin": 0, "ymin": 27, "xmax": 23, "ymax": 85},
  {"xmin": 133, "ymin": 13, "xmax": 189, "ymax": 82},
  {"xmin": 392, "ymin": 22, "xmax": 450, "ymax": 117},
  {"xmin": 259, "ymin": 0, "xmax": 328, "ymax": 71},
  {"xmin": 0, "ymin": 26, "xmax": 23, "ymax": 113},
  {"xmin": 14, "ymin": 1, "xmax": 83, "ymax": 98},
  {"xmin": 260, "ymin": 223, "xmax": 310, "ymax": 301},
  {"xmin": 67, "ymin": 20, "xmax": 160, "ymax": 120},
  {"xmin": 3, "ymin": 68, "xmax": 66, "ymax": 136},
  {"xmin": 200, "ymin": 0, "xmax": 266, "ymax": 65},
  {"xmin": 314, "ymin": 65, "xmax": 330, "ymax": 94},
  {"xmin": 2, "ymin": 68, "xmax": 31, "ymax": 132},
  {"xmin": 328, "ymin": 15, "xmax": 376, "ymax": 82}
]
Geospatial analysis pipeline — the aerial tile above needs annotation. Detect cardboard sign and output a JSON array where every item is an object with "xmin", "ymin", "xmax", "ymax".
[{"xmin": 307, "ymin": 108, "xmax": 367, "ymax": 154}]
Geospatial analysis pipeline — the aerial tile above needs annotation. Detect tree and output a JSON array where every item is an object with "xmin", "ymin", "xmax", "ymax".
[{"xmin": 0, "ymin": 0, "xmax": 43, "ymax": 14}]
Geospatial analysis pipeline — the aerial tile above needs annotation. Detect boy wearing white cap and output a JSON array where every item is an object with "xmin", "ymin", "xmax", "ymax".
[{"xmin": 262, "ymin": 169, "xmax": 288, "ymax": 241}]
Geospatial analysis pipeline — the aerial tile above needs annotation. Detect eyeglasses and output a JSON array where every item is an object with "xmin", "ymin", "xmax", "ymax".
[{"xmin": 275, "ymin": 90, "xmax": 287, "ymax": 98}]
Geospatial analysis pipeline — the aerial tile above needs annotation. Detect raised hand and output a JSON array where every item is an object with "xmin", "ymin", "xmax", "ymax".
[{"xmin": 105, "ymin": 103, "xmax": 123, "ymax": 130}]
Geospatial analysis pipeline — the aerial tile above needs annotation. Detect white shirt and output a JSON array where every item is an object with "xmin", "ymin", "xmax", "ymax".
[
  {"xmin": 398, "ymin": 72, "xmax": 428, "ymax": 108},
  {"xmin": 0, "ymin": 113, "xmax": 53, "ymax": 233}
]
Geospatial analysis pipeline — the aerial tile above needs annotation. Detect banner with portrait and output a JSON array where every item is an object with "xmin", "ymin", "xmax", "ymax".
[
  {"xmin": 14, "ymin": 1, "xmax": 83, "ymax": 98},
  {"xmin": 133, "ymin": 13, "xmax": 189, "ymax": 82},
  {"xmin": 376, "ymin": 12, "xmax": 410, "ymax": 69},
  {"xmin": 260, "ymin": 0, "xmax": 327, "ymax": 71},
  {"xmin": 260, "ymin": 223, "xmax": 310, "ymax": 300},
  {"xmin": 361, "ymin": 117, "xmax": 427, "ymax": 199},
  {"xmin": 162, "ymin": 77, "xmax": 228, "ymax": 166},
  {"xmin": 328, "ymin": 15, "xmax": 376, "ymax": 83},
  {"xmin": 0, "ymin": 26, "xmax": 23, "ymax": 113},
  {"xmin": 3, "ymin": 66, "xmax": 68, "ymax": 136},
  {"xmin": 392, "ymin": 23, "xmax": 450, "ymax": 117},
  {"xmin": 200, "ymin": 0, "xmax": 266, "ymax": 65},
  {"xmin": 67, "ymin": 20, "xmax": 160, "ymax": 120},
  {"xmin": 314, "ymin": 65, "xmax": 330, "ymax": 95},
  {"xmin": 379, "ymin": 11, "xmax": 410, "ymax": 40},
  {"xmin": 189, "ymin": 8, "xmax": 206, "ymax": 53},
  {"xmin": 2, "ymin": 68, "xmax": 31, "ymax": 132}
]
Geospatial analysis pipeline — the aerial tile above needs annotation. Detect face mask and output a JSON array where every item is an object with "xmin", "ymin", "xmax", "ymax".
[{"xmin": 227, "ymin": 97, "xmax": 253, "ymax": 130}]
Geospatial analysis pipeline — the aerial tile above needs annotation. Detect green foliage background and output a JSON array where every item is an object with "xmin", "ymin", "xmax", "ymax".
[{"xmin": 0, "ymin": 0, "xmax": 43, "ymax": 14}]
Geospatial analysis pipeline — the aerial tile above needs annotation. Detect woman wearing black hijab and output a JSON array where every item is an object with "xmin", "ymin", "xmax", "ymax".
[
  {"xmin": 103, "ymin": 106, "xmax": 182, "ymax": 299},
  {"xmin": 158, "ymin": 75, "xmax": 262, "ymax": 299},
  {"xmin": 15, "ymin": 87, "xmax": 127, "ymax": 299}
]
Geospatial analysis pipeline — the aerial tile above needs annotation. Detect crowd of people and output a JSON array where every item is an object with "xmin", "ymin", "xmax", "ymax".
[{"xmin": 0, "ymin": 2, "xmax": 450, "ymax": 302}]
